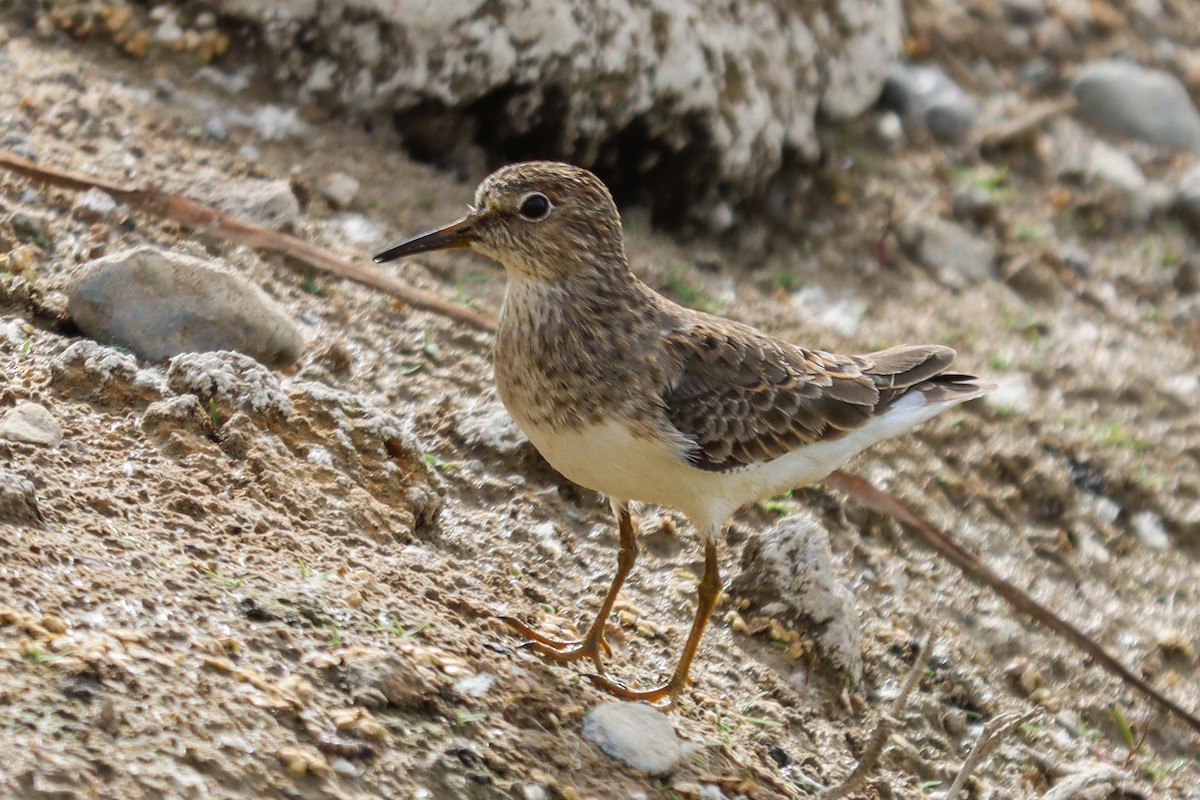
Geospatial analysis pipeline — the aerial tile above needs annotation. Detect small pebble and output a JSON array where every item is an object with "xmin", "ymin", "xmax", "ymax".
[
  {"xmin": 0, "ymin": 402, "xmax": 63, "ymax": 447},
  {"xmin": 318, "ymin": 172, "xmax": 360, "ymax": 208},
  {"xmin": 11, "ymin": 210, "xmax": 52, "ymax": 243},
  {"xmin": 1072, "ymin": 59, "xmax": 1200, "ymax": 153},
  {"xmin": 68, "ymin": 246, "xmax": 305, "ymax": 367},
  {"xmin": 581, "ymin": 702, "xmax": 687, "ymax": 776},
  {"xmin": 74, "ymin": 188, "xmax": 119, "ymax": 221},
  {"xmin": 0, "ymin": 471, "xmax": 40, "ymax": 524},
  {"xmin": 1130, "ymin": 511, "xmax": 1170, "ymax": 550}
]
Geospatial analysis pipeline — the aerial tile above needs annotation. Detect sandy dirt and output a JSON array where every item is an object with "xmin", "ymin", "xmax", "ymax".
[{"xmin": 1, "ymin": 7, "xmax": 1198, "ymax": 800}]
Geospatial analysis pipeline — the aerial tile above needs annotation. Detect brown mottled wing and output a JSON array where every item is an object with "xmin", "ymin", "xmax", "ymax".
[{"xmin": 659, "ymin": 320, "xmax": 959, "ymax": 472}]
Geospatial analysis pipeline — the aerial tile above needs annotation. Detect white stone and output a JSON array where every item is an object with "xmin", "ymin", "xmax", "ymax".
[
  {"xmin": 581, "ymin": 702, "xmax": 686, "ymax": 776},
  {"xmin": 0, "ymin": 403, "xmax": 62, "ymax": 447},
  {"xmin": 1130, "ymin": 511, "xmax": 1170, "ymax": 550}
]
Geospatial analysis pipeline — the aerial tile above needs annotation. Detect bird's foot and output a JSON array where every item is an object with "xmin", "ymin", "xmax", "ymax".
[
  {"xmin": 581, "ymin": 672, "xmax": 687, "ymax": 705},
  {"xmin": 499, "ymin": 616, "xmax": 612, "ymax": 673}
]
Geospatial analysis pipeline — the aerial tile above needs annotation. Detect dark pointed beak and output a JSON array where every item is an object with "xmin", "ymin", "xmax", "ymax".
[{"xmin": 373, "ymin": 216, "xmax": 477, "ymax": 263}]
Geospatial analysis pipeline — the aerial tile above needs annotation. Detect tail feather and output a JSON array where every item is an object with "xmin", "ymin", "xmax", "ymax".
[{"xmin": 860, "ymin": 345, "xmax": 994, "ymax": 410}]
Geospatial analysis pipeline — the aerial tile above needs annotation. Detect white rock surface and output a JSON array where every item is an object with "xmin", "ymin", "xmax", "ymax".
[
  {"xmin": 581, "ymin": 702, "xmax": 687, "ymax": 776},
  {"xmin": 733, "ymin": 510, "xmax": 863, "ymax": 683},
  {"xmin": 198, "ymin": 0, "xmax": 902, "ymax": 212}
]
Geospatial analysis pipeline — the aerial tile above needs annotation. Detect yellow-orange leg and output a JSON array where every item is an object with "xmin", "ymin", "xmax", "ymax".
[
  {"xmin": 585, "ymin": 538, "xmax": 721, "ymax": 703},
  {"xmin": 500, "ymin": 503, "xmax": 637, "ymax": 674}
]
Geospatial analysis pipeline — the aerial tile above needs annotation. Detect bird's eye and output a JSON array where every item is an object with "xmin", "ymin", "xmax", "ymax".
[{"xmin": 518, "ymin": 192, "xmax": 551, "ymax": 221}]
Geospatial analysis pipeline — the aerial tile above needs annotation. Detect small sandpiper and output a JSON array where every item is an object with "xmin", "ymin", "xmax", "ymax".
[{"xmin": 375, "ymin": 162, "xmax": 993, "ymax": 702}]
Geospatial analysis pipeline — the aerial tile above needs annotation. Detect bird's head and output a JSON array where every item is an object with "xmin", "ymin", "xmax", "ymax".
[{"xmin": 374, "ymin": 161, "xmax": 627, "ymax": 283}]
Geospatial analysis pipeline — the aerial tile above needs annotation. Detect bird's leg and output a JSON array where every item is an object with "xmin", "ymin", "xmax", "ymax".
[
  {"xmin": 586, "ymin": 537, "xmax": 721, "ymax": 703},
  {"xmin": 500, "ymin": 502, "xmax": 637, "ymax": 674}
]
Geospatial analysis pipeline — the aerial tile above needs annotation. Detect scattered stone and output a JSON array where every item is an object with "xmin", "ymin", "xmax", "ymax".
[
  {"xmin": 210, "ymin": 178, "xmax": 301, "ymax": 231},
  {"xmin": 0, "ymin": 402, "xmax": 63, "ymax": 447},
  {"xmin": 338, "ymin": 214, "xmax": 383, "ymax": 246},
  {"xmin": 454, "ymin": 672, "xmax": 495, "ymax": 699},
  {"xmin": 277, "ymin": 745, "xmax": 328, "ymax": 776},
  {"xmin": 1072, "ymin": 59, "xmax": 1200, "ymax": 153},
  {"xmin": 1174, "ymin": 259, "xmax": 1200, "ymax": 295},
  {"xmin": 1059, "ymin": 140, "xmax": 1170, "ymax": 221},
  {"xmin": 68, "ymin": 246, "xmax": 305, "ymax": 367},
  {"xmin": 72, "ymin": 188, "xmax": 118, "ymax": 221},
  {"xmin": 789, "ymin": 285, "xmax": 865, "ymax": 338},
  {"xmin": 581, "ymin": 702, "xmax": 686, "ymax": 776},
  {"xmin": 227, "ymin": 105, "xmax": 309, "ymax": 142},
  {"xmin": 1056, "ymin": 243, "xmax": 1093, "ymax": 277},
  {"xmin": 456, "ymin": 392, "xmax": 527, "ymax": 455},
  {"xmin": 2, "ymin": 134, "xmax": 36, "ymax": 160},
  {"xmin": 0, "ymin": 471, "xmax": 40, "ymax": 524},
  {"xmin": 318, "ymin": 172, "xmax": 360, "ymax": 208},
  {"xmin": 1130, "ymin": 511, "xmax": 1170, "ymax": 550},
  {"xmin": 898, "ymin": 213, "xmax": 996, "ymax": 287},
  {"xmin": 1173, "ymin": 163, "xmax": 1200, "ymax": 232},
  {"xmin": 1002, "ymin": 0, "xmax": 1045, "ymax": 25},
  {"xmin": 952, "ymin": 184, "xmax": 998, "ymax": 225},
  {"xmin": 875, "ymin": 110, "xmax": 903, "ymax": 147},
  {"xmin": 11, "ymin": 210, "xmax": 52, "ymax": 243},
  {"xmin": 732, "ymin": 510, "xmax": 863, "ymax": 684},
  {"xmin": 140, "ymin": 394, "xmax": 215, "ymax": 439},
  {"xmin": 204, "ymin": 116, "xmax": 228, "ymax": 141},
  {"xmin": 881, "ymin": 63, "xmax": 978, "ymax": 143}
]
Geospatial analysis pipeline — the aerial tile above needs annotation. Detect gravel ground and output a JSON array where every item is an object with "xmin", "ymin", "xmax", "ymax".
[{"xmin": 1, "ymin": 4, "xmax": 1198, "ymax": 799}]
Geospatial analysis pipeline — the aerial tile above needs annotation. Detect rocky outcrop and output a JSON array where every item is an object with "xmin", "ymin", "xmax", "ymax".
[{"xmin": 202, "ymin": 0, "xmax": 902, "ymax": 223}]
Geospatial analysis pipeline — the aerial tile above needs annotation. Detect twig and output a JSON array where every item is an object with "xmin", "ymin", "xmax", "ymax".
[
  {"xmin": 943, "ymin": 710, "xmax": 1038, "ymax": 800},
  {"xmin": 823, "ymin": 469, "xmax": 1200, "ymax": 736},
  {"xmin": 0, "ymin": 150, "xmax": 499, "ymax": 332},
  {"xmin": 822, "ymin": 632, "xmax": 936, "ymax": 799},
  {"xmin": 975, "ymin": 98, "xmax": 1076, "ymax": 152}
]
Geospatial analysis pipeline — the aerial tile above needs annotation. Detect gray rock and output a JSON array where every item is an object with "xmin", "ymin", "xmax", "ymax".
[
  {"xmin": 1060, "ymin": 140, "xmax": 1166, "ymax": 222},
  {"xmin": 952, "ymin": 184, "xmax": 997, "ymax": 225},
  {"xmin": 68, "ymin": 246, "xmax": 305, "ymax": 367},
  {"xmin": 1072, "ymin": 60, "xmax": 1200, "ymax": 153},
  {"xmin": 206, "ymin": 178, "xmax": 300, "ymax": 231},
  {"xmin": 11, "ymin": 210, "xmax": 52, "ymax": 243},
  {"xmin": 1174, "ymin": 258, "xmax": 1199, "ymax": 295},
  {"xmin": 732, "ymin": 510, "xmax": 862, "ymax": 684},
  {"xmin": 204, "ymin": 116, "xmax": 229, "ymax": 141},
  {"xmin": 455, "ymin": 392, "xmax": 527, "ymax": 455},
  {"xmin": 0, "ymin": 403, "xmax": 63, "ymax": 447},
  {"xmin": 1002, "ymin": 0, "xmax": 1045, "ymax": 25},
  {"xmin": 0, "ymin": 471, "xmax": 40, "ymax": 524},
  {"xmin": 898, "ymin": 213, "xmax": 996, "ymax": 287},
  {"xmin": 73, "ymin": 188, "xmax": 118, "ymax": 221},
  {"xmin": 881, "ymin": 63, "xmax": 978, "ymax": 143},
  {"xmin": 1174, "ymin": 163, "xmax": 1200, "ymax": 231},
  {"xmin": 581, "ymin": 702, "xmax": 686, "ymax": 776},
  {"xmin": 318, "ymin": 172, "xmax": 360, "ymax": 208},
  {"xmin": 193, "ymin": 0, "xmax": 903, "ymax": 216}
]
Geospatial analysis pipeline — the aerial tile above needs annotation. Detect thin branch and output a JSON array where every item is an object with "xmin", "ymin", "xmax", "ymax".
[
  {"xmin": 822, "ymin": 632, "xmax": 937, "ymax": 799},
  {"xmin": 0, "ymin": 150, "xmax": 498, "ymax": 332},
  {"xmin": 943, "ymin": 710, "xmax": 1038, "ymax": 800},
  {"xmin": 823, "ymin": 469, "xmax": 1200, "ymax": 736}
]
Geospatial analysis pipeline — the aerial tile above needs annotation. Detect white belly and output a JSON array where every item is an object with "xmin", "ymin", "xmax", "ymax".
[{"xmin": 510, "ymin": 389, "xmax": 956, "ymax": 538}]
